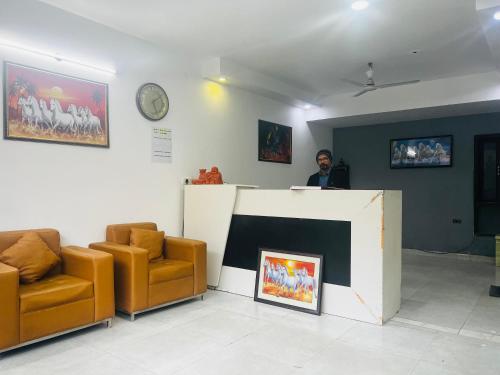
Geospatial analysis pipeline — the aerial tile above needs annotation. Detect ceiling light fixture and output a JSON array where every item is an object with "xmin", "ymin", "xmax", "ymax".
[
  {"xmin": 494, "ymin": 11, "xmax": 500, "ymax": 20},
  {"xmin": 0, "ymin": 38, "xmax": 116, "ymax": 75},
  {"xmin": 303, "ymin": 104, "xmax": 312, "ymax": 110},
  {"xmin": 351, "ymin": 1, "xmax": 370, "ymax": 11},
  {"xmin": 218, "ymin": 76, "xmax": 227, "ymax": 83}
]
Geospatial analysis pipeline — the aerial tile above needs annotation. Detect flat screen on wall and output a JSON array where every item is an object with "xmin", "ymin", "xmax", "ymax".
[{"xmin": 390, "ymin": 135, "xmax": 453, "ymax": 169}]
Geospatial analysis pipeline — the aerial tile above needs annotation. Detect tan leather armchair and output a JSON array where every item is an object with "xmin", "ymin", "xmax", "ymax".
[
  {"xmin": 89, "ymin": 223, "xmax": 207, "ymax": 320},
  {"xmin": 0, "ymin": 229, "xmax": 115, "ymax": 354}
]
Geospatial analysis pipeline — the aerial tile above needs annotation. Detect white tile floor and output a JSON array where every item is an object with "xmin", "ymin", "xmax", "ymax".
[
  {"xmin": 1, "ymin": 250, "xmax": 500, "ymax": 375},
  {"xmin": 397, "ymin": 249, "xmax": 500, "ymax": 338}
]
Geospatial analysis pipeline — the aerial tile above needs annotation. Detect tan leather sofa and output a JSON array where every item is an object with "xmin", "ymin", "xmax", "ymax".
[
  {"xmin": 0, "ymin": 229, "xmax": 115, "ymax": 354},
  {"xmin": 89, "ymin": 222, "xmax": 207, "ymax": 320}
]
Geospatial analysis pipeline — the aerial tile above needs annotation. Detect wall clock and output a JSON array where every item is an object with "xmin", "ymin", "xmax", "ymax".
[{"xmin": 136, "ymin": 83, "xmax": 169, "ymax": 121}]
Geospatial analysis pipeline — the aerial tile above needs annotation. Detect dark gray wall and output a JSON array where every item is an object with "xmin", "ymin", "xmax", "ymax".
[{"xmin": 332, "ymin": 112, "xmax": 500, "ymax": 255}]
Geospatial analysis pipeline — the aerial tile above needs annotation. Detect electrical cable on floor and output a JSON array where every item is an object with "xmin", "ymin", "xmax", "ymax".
[{"xmin": 413, "ymin": 237, "xmax": 484, "ymax": 256}]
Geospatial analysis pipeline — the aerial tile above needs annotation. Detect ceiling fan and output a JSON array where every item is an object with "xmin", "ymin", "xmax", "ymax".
[{"xmin": 344, "ymin": 62, "xmax": 420, "ymax": 97}]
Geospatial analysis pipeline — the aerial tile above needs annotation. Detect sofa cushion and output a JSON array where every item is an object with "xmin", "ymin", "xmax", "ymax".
[
  {"xmin": 0, "ymin": 229, "xmax": 61, "ymax": 256},
  {"xmin": 0, "ymin": 232, "xmax": 60, "ymax": 284},
  {"xmin": 149, "ymin": 259, "xmax": 193, "ymax": 285},
  {"xmin": 130, "ymin": 228, "xmax": 165, "ymax": 260},
  {"xmin": 19, "ymin": 274, "xmax": 93, "ymax": 313},
  {"xmin": 106, "ymin": 223, "xmax": 158, "ymax": 245}
]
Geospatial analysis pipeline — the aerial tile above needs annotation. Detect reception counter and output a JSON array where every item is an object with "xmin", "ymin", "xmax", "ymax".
[{"xmin": 183, "ymin": 185, "xmax": 402, "ymax": 324}]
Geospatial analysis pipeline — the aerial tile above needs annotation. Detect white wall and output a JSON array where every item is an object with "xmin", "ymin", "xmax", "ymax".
[{"xmin": 0, "ymin": 0, "xmax": 331, "ymax": 246}]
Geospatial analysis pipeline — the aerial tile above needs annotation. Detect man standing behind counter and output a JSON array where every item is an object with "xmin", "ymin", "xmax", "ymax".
[{"xmin": 307, "ymin": 149, "xmax": 335, "ymax": 188}]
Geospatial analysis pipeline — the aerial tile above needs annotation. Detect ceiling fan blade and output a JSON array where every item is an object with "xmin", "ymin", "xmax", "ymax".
[
  {"xmin": 375, "ymin": 80, "xmax": 420, "ymax": 89},
  {"xmin": 353, "ymin": 89, "xmax": 372, "ymax": 97},
  {"xmin": 342, "ymin": 78, "xmax": 366, "ymax": 88}
]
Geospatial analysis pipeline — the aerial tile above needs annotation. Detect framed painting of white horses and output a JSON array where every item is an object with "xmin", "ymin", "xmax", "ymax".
[
  {"xmin": 254, "ymin": 248, "xmax": 323, "ymax": 315},
  {"xmin": 390, "ymin": 135, "xmax": 452, "ymax": 169},
  {"xmin": 3, "ymin": 61, "xmax": 109, "ymax": 147}
]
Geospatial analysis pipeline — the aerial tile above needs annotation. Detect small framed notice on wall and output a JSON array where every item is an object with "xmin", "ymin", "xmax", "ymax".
[{"xmin": 151, "ymin": 127, "xmax": 172, "ymax": 163}]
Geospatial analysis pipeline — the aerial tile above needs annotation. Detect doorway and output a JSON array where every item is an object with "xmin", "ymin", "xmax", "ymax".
[{"xmin": 475, "ymin": 134, "xmax": 500, "ymax": 235}]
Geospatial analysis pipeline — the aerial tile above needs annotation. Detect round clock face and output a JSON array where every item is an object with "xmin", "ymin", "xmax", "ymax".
[{"xmin": 136, "ymin": 83, "xmax": 169, "ymax": 121}]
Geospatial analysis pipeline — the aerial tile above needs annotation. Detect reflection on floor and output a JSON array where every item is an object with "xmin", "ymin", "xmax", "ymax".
[{"xmin": 1, "ymin": 250, "xmax": 500, "ymax": 375}]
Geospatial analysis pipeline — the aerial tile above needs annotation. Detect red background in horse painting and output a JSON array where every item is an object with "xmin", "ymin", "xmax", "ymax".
[{"xmin": 7, "ymin": 63, "xmax": 107, "ymax": 124}]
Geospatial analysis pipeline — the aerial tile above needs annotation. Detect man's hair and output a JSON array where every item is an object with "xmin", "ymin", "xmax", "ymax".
[{"xmin": 316, "ymin": 149, "xmax": 332, "ymax": 162}]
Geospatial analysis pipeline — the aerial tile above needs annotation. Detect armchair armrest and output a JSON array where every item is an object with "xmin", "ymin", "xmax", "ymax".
[
  {"xmin": 166, "ymin": 237, "xmax": 207, "ymax": 295},
  {"xmin": 89, "ymin": 242, "xmax": 149, "ymax": 313},
  {"xmin": 0, "ymin": 262, "xmax": 19, "ymax": 350},
  {"xmin": 61, "ymin": 246, "xmax": 115, "ymax": 321}
]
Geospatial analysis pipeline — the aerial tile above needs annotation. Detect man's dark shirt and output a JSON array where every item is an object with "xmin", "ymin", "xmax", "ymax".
[{"xmin": 307, "ymin": 172, "xmax": 335, "ymax": 187}]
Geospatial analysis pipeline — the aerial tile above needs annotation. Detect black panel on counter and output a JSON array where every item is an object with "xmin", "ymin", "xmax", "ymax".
[{"xmin": 223, "ymin": 215, "xmax": 351, "ymax": 286}]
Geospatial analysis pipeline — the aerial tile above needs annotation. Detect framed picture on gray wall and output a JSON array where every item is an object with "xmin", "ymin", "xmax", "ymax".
[{"xmin": 390, "ymin": 135, "xmax": 453, "ymax": 168}]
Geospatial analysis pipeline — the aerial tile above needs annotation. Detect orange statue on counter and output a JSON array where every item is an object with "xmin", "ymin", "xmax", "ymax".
[
  {"xmin": 193, "ymin": 169, "xmax": 208, "ymax": 184},
  {"xmin": 192, "ymin": 166, "xmax": 223, "ymax": 184}
]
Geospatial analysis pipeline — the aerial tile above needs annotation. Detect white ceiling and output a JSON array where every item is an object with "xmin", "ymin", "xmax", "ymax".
[
  {"xmin": 309, "ymin": 100, "xmax": 500, "ymax": 128},
  {"xmin": 40, "ymin": 0, "xmax": 498, "ymax": 98}
]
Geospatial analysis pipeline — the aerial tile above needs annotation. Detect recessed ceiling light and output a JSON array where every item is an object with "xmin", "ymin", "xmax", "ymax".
[
  {"xmin": 352, "ymin": 1, "xmax": 370, "ymax": 11},
  {"xmin": 494, "ymin": 11, "xmax": 500, "ymax": 20},
  {"xmin": 303, "ymin": 104, "xmax": 312, "ymax": 110},
  {"xmin": 218, "ymin": 76, "xmax": 227, "ymax": 83}
]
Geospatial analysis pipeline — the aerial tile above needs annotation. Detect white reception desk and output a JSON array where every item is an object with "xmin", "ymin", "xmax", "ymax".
[{"xmin": 184, "ymin": 185, "xmax": 402, "ymax": 325}]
